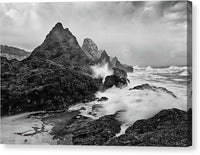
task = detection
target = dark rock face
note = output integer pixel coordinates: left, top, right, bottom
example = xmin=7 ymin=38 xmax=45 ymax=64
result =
xmin=1 ymin=23 xmax=103 ymax=116
xmin=97 ymin=97 xmax=108 ymax=102
xmin=1 ymin=57 xmax=19 ymax=76
xmin=103 ymin=75 xmax=128 ymax=90
xmin=96 ymin=50 xmax=111 ymax=66
xmin=81 ymin=38 xmax=133 ymax=73
xmin=113 ymin=67 xmax=127 ymax=79
xmin=25 ymin=22 xmax=93 ymax=75
xmin=72 ymin=114 xmax=121 ymax=145
xmin=106 ymin=108 xmax=192 ymax=147
xmin=1 ymin=58 xmax=99 ymax=116
xmin=111 ymin=57 xmax=133 ymax=73
xmin=41 ymin=110 xmax=91 ymax=145
xmin=82 ymin=38 xmax=102 ymax=60
xmin=96 ymin=51 xmax=133 ymax=73
xmin=130 ymin=84 xmax=177 ymax=98
xmin=0 ymin=45 xmax=30 ymax=61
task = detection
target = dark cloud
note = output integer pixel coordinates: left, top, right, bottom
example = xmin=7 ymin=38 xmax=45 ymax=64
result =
xmin=0 ymin=1 xmax=191 ymax=66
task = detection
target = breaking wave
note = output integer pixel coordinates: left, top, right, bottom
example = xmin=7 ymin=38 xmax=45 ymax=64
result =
xmin=91 ymin=63 xmax=113 ymax=81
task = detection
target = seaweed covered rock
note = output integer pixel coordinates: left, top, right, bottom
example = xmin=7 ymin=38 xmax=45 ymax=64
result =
xmin=72 ymin=114 xmax=121 ymax=145
xmin=106 ymin=108 xmax=192 ymax=147
xmin=1 ymin=59 xmax=99 ymax=116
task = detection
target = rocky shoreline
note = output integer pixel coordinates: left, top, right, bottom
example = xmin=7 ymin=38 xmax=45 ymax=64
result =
xmin=1 ymin=22 xmax=192 ymax=146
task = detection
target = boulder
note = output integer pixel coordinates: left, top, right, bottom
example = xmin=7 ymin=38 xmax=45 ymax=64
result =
xmin=103 ymin=75 xmax=128 ymax=90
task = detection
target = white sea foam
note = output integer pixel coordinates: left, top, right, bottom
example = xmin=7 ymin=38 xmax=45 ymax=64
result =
xmin=70 ymin=68 xmax=188 ymax=128
xmin=145 ymin=66 xmax=153 ymax=71
xmin=179 ymin=70 xmax=189 ymax=76
xmin=91 ymin=63 xmax=113 ymax=81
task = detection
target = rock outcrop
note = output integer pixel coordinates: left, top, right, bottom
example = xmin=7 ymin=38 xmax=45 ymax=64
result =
xmin=70 ymin=108 xmax=191 ymax=146
xmin=0 ymin=45 xmax=30 ymax=61
xmin=103 ymin=75 xmax=128 ymax=90
xmin=82 ymin=38 xmax=102 ymax=60
xmin=96 ymin=50 xmax=111 ymax=65
xmin=111 ymin=57 xmax=133 ymax=73
xmin=113 ymin=67 xmax=127 ymax=79
xmin=25 ymin=22 xmax=93 ymax=75
xmin=81 ymin=38 xmax=133 ymax=73
xmin=130 ymin=84 xmax=177 ymax=98
xmin=106 ymin=108 xmax=192 ymax=147
xmin=1 ymin=23 xmax=102 ymax=116
xmin=1 ymin=58 xmax=99 ymax=116
xmin=72 ymin=114 xmax=121 ymax=145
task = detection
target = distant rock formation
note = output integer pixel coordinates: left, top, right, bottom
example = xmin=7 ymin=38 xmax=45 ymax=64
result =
xmin=25 ymin=22 xmax=93 ymax=74
xmin=0 ymin=45 xmax=30 ymax=61
xmin=96 ymin=50 xmax=111 ymax=65
xmin=130 ymin=84 xmax=177 ymax=98
xmin=81 ymin=38 xmax=133 ymax=73
xmin=82 ymin=38 xmax=102 ymax=60
xmin=111 ymin=56 xmax=133 ymax=73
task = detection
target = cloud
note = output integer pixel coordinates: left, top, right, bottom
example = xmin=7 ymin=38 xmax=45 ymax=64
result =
xmin=0 ymin=1 xmax=191 ymax=66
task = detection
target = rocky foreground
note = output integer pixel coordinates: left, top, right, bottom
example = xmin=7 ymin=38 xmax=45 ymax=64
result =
xmin=38 ymin=108 xmax=191 ymax=146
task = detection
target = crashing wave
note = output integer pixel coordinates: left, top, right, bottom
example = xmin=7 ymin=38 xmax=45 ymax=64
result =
xmin=91 ymin=63 xmax=113 ymax=81
xmin=179 ymin=70 xmax=189 ymax=76
xmin=168 ymin=65 xmax=187 ymax=70
xmin=145 ymin=66 xmax=153 ymax=71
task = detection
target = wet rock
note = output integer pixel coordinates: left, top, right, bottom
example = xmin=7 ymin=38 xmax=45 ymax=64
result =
xmin=113 ymin=67 xmax=127 ymax=79
xmin=103 ymin=75 xmax=128 ymax=90
xmin=97 ymin=97 xmax=108 ymax=102
xmin=92 ymin=104 xmax=103 ymax=112
xmin=72 ymin=114 xmax=121 ymax=145
xmin=42 ymin=110 xmax=91 ymax=145
xmin=130 ymin=84 xmax=177 ymax=98
xmin=106 ymin=108 xmax=192 ymax=147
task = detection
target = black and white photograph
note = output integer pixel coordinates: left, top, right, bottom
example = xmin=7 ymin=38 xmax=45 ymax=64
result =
xmin=0 ymin=1 xmax=192 ymax=147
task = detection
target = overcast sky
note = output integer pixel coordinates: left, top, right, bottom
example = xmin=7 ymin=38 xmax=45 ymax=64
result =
xmin=0 ymin=1 xmax=192 ymax=67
